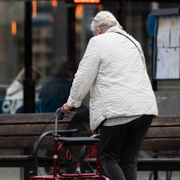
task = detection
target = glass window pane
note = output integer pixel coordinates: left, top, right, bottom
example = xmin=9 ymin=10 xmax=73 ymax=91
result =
xmin=0 ymin=0 xmax=180 ymax=114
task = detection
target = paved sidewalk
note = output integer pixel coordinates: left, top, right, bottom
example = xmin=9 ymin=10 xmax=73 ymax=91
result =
xmin=0 ymin=168 xmax=180 ymax=180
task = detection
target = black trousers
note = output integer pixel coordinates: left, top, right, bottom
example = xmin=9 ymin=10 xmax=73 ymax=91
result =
xmin=99 ymin=115 xmax=153 ymax=180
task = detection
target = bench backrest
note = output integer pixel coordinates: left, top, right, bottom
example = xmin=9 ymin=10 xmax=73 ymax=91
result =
xmin=0 ymin=112 xmax=76 ymax=148
xmin=140 ymin=116 xmax=180 ymax=151
xmin=1 ymin=114 xmax=179 ymax=151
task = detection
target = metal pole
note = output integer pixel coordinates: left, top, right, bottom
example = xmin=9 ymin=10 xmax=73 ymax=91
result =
xmin=67 ymin=6 xmax=76 ymax=62
xmin=117 ymin=0 xmax=126 ymax=30
xmin=23 ymin=1 xmax=35 ymax=113
xmin=23 ymin=3 xmax=35 ymax=179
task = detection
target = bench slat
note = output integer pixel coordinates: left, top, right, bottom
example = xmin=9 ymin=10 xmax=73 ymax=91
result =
xmin=0 ymin=136 xmax=55 ymax=148
xmin=138 ymin=158 xmax=180 ymax=171
xmin=0 ymin=155 xmax=31 ymax=160
xmin=146 ymin=126 xmax=180 ymax=138
xmin=0 ymin=123 xmax=69 ymax=136
xmin=140 ymin=139 xmax=180 ymax=151
xmin=151 ymin=116 xmax=180 ymax=126
xmin=0 ymin=112 xmax=76 ymax=124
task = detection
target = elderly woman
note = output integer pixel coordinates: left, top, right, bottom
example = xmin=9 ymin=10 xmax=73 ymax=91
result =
xmin=62 ymin=11 xmax=158 ymax=180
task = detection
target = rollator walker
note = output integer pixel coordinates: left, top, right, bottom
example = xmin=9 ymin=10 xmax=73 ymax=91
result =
xmin=29 ymin=108 xmax=108 ymax=180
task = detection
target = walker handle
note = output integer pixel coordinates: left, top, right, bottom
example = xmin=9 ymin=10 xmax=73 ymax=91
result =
xmin=55 ymin=108 xmax=64 ymax=135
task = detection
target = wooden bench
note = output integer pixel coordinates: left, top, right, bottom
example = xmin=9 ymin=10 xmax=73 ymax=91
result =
xmin=138 ymin=116 xmax=180 ymax=180
xmin=0 ymin=112 xmax=77 ymax=180
xmin=1 ymin=114 xmax=180 ymax=180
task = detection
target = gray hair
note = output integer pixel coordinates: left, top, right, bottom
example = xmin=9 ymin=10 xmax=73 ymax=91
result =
xmin=90 ymin=11 xmax=121 ymax=33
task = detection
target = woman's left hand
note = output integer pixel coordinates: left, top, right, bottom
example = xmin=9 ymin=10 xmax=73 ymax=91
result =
xmin=61 ymin=103 xmax=72 ymax=114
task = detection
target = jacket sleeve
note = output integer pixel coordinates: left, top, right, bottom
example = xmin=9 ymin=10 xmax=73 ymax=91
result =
xmin=67 ymin=37 xmax=99 ymax=108
xmin=135 ymin=41 xmax=147 ymax=72
xmin=139 ymin=46 xmax=147 ymax=72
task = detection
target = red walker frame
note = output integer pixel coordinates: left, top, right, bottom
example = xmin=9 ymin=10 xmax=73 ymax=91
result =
xmin=29 ymin=109 xmax=108 ymax=180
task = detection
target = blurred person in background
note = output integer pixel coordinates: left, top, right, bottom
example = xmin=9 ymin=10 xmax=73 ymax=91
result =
xmin=5 ymin=67 xmax=41 ymax=100
xmin=2 ymin=67 xmax=41 ymax=114
xmin=39 ymin=61 xmax=76 ymax=112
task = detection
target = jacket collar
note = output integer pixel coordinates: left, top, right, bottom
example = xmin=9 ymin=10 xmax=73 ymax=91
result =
xmin=105 ymin=26 xmax=123 ymax=34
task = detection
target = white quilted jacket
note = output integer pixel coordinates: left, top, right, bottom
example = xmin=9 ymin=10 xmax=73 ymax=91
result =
xmin=67 ymin=26 xmax=158 ymax=131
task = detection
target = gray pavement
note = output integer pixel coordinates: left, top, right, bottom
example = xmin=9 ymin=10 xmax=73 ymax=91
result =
xmin=0 ymin=168 xmax=180 ymax=180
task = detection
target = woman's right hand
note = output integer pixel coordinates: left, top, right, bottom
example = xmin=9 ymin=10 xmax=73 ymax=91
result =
xmin=61 ymin=103 xmax=72 ymax=114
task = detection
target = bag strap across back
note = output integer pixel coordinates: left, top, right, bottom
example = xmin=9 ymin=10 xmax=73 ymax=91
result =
xmin=115 ymin=32 xmax=140 ymax=52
